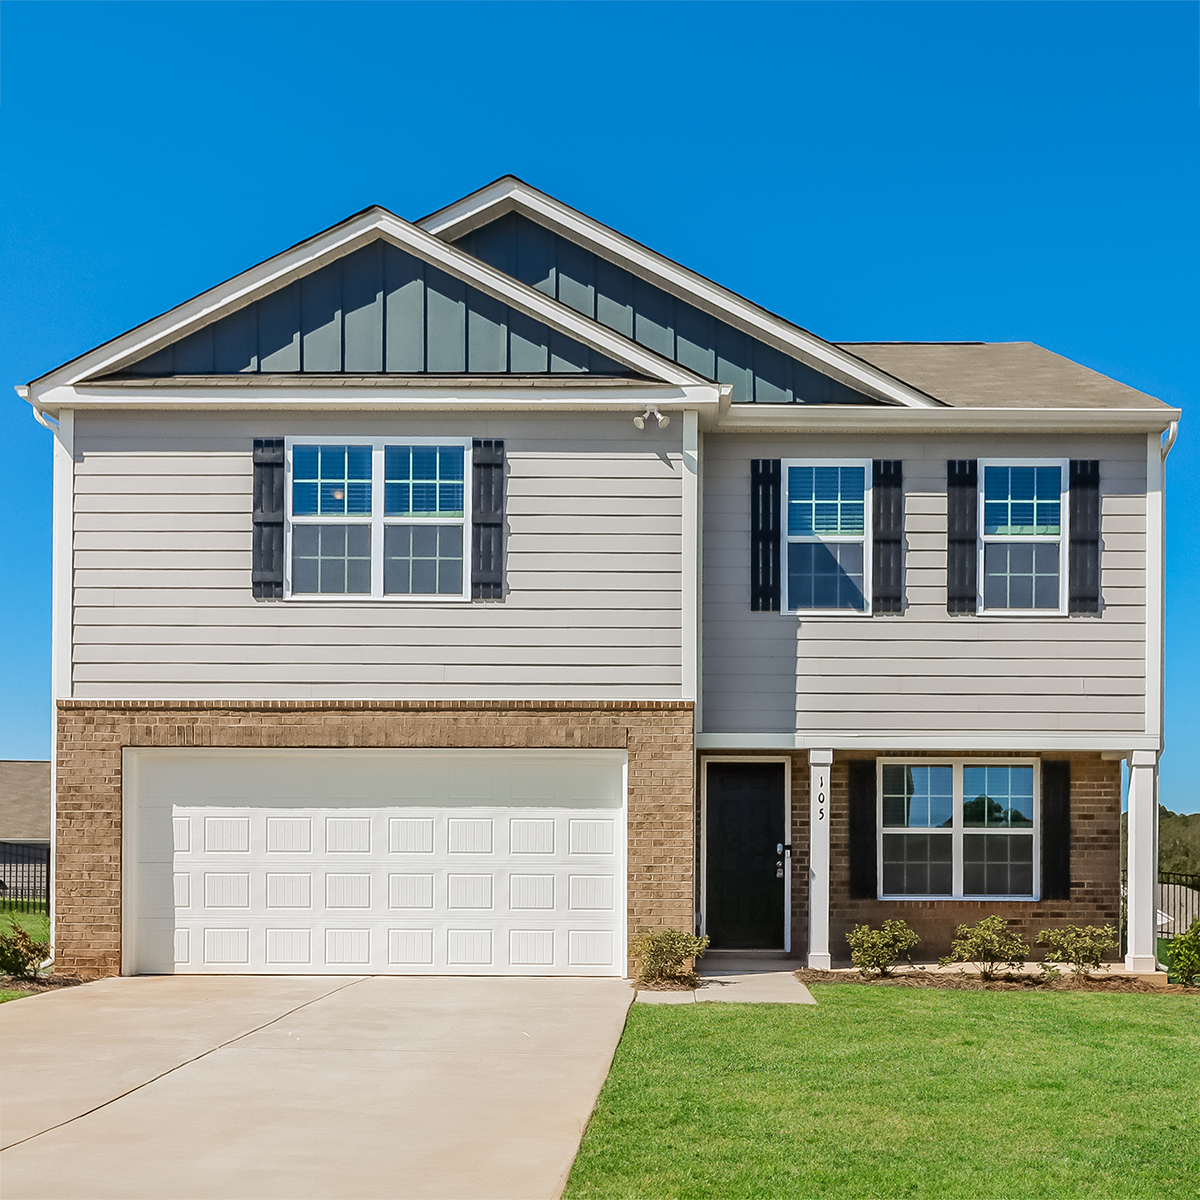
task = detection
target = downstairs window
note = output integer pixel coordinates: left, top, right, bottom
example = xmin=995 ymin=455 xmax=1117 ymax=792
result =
xmin=879 ymin=760 xmax=1038 ymax=899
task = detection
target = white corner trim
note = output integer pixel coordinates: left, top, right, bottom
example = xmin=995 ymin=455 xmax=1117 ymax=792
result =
xmin=28 ymin=209 xmax=710 ymax=399
xmin=51 ymin=409 xmax=74 ymax=702
xmin=1145 ymin=433 xmax=1165 ymax=750
xmin=418 ymin=177 xmax=942 ymax=410
xmin=681 ymin=410 xmax=699 ymax=704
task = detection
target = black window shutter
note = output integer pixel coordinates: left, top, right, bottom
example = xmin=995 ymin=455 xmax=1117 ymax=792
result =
xmin=946 ymin=459 xmax=978 ymax=614
xmin=848 ymin=760 xmax=878 ymax=899
xmin=1069 ymin=460 xmax=1100 ymax=614
xmin=252 ymin=438 xmax=284 ymax=599
xmin=472 ymin=439 xmax=506 ymax=599
xmin=1041 ymin=760 xmax=1071 ymax=900
xmin=872 ymin=460 xmax=903 ymax=614
xmin=750 ymin=459 xmax=781 ymax=611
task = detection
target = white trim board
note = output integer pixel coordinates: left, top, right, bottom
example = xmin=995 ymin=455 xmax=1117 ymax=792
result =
xmin=695 ymin=734 xmax=1160 ymax=753
xmin=418 ymin=176 xmax=942 ymax=410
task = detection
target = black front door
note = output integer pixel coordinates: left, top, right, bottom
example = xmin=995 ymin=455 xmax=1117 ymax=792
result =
xmin=705 ymin=762 xmax=786 ymax=949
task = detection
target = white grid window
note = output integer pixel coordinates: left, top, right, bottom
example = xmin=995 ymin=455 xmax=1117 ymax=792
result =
xmin=286 ymin=437 xmax=472 ymax=600
xmin=979 ymin=459 xmax=1068 ymax=614
xmin=878 ymin=760 xmax=1039 ymax=900
xmin=782 ymin=460 xmax=872 ymax=613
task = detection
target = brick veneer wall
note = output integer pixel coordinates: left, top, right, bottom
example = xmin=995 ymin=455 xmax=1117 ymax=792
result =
xmin=828 ymin=751 xmax=1122 ymax=964
xmin=56 ymin=700 xmax=695 ymax=979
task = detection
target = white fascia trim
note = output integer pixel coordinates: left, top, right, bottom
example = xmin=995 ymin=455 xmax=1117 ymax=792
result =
xmin=696 ymin=733 xmax=1162 ymax=752
xmin=418 ymin=178 xmax=942 ymax=410
xmin=27 ymin=212 xmax=708 ymax=399
xmin=31 ymin=381 xmax=722 ymax=418
xmin=711 ymin=403 xmax=1182 ymax=436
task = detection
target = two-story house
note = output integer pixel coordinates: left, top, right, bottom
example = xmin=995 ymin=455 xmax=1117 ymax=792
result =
xmin=21 ymin=177 xmax=1176 ymax=980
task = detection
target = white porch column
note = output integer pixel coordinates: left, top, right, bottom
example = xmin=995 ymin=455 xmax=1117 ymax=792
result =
xmin=1125 ymin=750 xmax=1159 ymax=972
xmin=808 ymin=749 xmax=833 ymax=969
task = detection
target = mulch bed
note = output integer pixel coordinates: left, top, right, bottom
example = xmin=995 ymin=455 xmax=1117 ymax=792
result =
xmin=0 ymin=974 xmax=86 ymax=995
xmin=631 ymin=977 xmax=701 ymax=991
xmin=793 ymin=967 xmax=1198 ymax=996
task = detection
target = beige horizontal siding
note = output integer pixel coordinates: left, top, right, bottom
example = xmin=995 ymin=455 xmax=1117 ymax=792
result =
xmin=702 ymin=432 xmax=1150 ymax=739
xmin=72 ymin=411 xmax=685 ymax=700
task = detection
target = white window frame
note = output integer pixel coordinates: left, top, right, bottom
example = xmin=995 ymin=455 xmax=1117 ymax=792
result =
xmin=876 ymin=757 xmax=1041 ymax=902
xmin=780 ymin=457 xmax=873 ymax=616
xmin=977 ymin=457 xmax=1069 ymax=617
xmin=284 ymin=436 xmax=473 ymax=602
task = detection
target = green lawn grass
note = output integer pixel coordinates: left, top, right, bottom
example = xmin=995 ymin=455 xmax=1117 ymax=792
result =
xmin=0 ymin=988 xmax=34 ymax=1004
xmin=1 ymin=909 xmax=50 ymax=943
xmin=565 ymin=987 xmax=1199 ymax=1199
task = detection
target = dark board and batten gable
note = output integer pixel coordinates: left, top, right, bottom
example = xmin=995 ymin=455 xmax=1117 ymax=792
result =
xmin=115 ymin=241 xmax=636 ymax=378
xmin=455 ymin=212 xmax=880 ymax=406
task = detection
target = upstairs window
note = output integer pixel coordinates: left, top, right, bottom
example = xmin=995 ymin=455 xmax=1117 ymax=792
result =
xmin=879 ymin=761 xmax=1038 ymax=900
xmin=782 ymin=460 xmax=871 ymax=613
xmin=979 ymin=460 xmax=1068 ymax=614
xmin=286 ymin=438 xmax=471 ymax=599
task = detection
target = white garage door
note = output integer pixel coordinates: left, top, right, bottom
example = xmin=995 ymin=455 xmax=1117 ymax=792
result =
xmin=124 ymin=748 xmax=627 ymax=977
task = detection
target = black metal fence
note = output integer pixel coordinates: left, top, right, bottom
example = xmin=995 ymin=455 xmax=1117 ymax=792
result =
xmin=0 ymin=842 xmax=50 ymax=913
xmin=1158 ymin=871 xmax=1200 ymax=941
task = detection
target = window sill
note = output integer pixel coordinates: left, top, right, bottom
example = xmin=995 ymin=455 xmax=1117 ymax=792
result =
xmin=877 ymin=894 xmax=1040 ymax=903
xmin=282 ymin=594 xmax=473 ymax=603
xmin=787 ymin=608 xmax=873 ymax=618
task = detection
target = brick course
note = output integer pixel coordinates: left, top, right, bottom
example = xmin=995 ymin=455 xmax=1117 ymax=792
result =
xmin=56 ymin=700 xmax=695 ymax=979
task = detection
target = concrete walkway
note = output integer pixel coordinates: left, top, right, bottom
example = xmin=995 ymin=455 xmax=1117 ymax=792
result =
xmin=636 ymin=954 xmax=816 ymax=1005
xmin=0 ymin=974 xmax=633 ymax=1200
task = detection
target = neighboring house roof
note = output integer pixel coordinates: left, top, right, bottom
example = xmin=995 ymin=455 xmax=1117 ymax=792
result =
xmin=839 ymin=342 xmax=1172 ymax=411
xmin=0 ymin=761 xmax=51 ymax=841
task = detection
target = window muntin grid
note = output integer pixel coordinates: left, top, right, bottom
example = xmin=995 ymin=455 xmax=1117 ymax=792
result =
xmin=878 ymin=761 xmax=1038 ymax=899
xmin=978 ymin=459 xmax=1067 ymax=615
xmin=384 ymin=446 xmax=465 ymax=518
xmin=292 ymin=445 xmax=372 ymax=516
xmin=383 ymin=525 xmax=464 ymax=596
xmin=286 ymin=437 xmax=471 ymax=600
xmin=787 ymin=466 xmax=865 ymax=537
xmin=782 ymin=460 xmax=871 ymax=613
xmin=984 ymin=466 xmax=1061 ymax=536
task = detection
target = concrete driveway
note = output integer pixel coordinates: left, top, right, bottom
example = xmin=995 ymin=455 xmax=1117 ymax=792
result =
xmin=0 ymin=974 xmax=633 ymax=1200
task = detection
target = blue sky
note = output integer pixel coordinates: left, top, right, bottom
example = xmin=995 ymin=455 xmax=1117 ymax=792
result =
xmin=1 ymin=2 xmax=1196 ymax=809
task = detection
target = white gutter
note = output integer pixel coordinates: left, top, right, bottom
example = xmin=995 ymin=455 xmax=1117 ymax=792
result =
xmin=1162 ymin=419 xmax=1179 ymax=461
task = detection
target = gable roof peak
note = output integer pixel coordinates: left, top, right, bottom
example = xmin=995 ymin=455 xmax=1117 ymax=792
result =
xmin=421 ymin=177 xmax=942 ymax=409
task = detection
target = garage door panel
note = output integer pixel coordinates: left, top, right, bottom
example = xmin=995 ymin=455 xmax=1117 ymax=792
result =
xmin=132 ymin=750 xmax=626 ymax=976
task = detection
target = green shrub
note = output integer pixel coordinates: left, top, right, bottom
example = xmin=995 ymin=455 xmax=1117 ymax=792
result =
xmin=846 ymin=919 xmax=920 ymax=977
xmin=939 ymin=915 xmax=1030 ymax=980
xmin=1168 ymin=917 xmax=1200 ymax=987
xmin=628 ymin=929 xmax=709 ymax=986
xmin=1037 ymin=924 xmax=1118 ymax=977
xmin=0 ymin=920 xmax=49 ymax=979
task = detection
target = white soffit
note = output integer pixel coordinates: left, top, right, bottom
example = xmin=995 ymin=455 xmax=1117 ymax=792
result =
xmin=26 ymin=207 xmax=711 ymax=400
xmin=418 ymin=176 xmax=943 ymax=411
